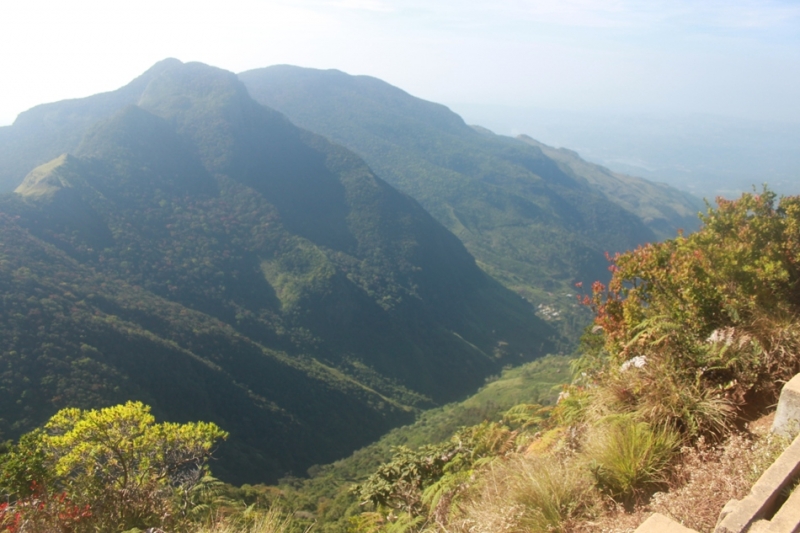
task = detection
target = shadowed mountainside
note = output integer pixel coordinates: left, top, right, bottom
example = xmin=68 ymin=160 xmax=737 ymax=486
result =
xmin=0 ymin=60 xmax=556 ymax=484
xmin=239 ymin=66 xmax=702 ymax=331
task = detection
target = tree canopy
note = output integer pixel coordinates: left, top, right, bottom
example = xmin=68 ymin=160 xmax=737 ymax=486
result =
xmin=0 ymin=401 xmax=227 ymax=532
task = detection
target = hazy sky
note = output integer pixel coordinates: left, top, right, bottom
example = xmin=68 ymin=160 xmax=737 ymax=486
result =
xmin=2 ymin=0 xmax=799 ymax=126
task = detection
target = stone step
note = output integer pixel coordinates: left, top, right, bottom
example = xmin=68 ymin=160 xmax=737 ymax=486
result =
xmin=715 ymin=373 xmax=800 ymax=533
xmin=634 ymin=513 xmax=699 ymax=532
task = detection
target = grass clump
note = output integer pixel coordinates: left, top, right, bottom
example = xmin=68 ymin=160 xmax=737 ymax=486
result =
xmin=449 ymin=455 xmax=596 ymax=533
xmin=510 ymin=456 xmax=597 ymax=532
xmin=587 ymin=417 xmax=680 ymax=504
xmin=192 ymin=507 xmax=297 ymax=533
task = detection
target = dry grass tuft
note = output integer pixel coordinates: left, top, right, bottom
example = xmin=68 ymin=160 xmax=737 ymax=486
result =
xmin=450 ymin=455 xmax=597 ymax=533
xmin=570 ymin=431 xmax=787 ymax=533
xmin=649 ymin=432 xmax=787 ymax=533
xmin=193 ymin=507 xmax=298 ymax=533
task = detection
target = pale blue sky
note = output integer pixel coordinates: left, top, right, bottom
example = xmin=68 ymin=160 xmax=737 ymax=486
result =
xmin=2 ymin=0 xmax=799 ymax=125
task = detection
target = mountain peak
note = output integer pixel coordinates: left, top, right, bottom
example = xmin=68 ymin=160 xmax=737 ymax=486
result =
xmin=137 ymin=61 xmax=251 ymax=120
xmin=240 ymin=65 xmax=473 ymax=137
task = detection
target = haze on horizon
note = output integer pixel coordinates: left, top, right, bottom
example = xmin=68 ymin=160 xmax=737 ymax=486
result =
xmin=3 ymin=0 xmax=799 ymax=199
xmin=2 ymin=0 xmax=799 ymax=126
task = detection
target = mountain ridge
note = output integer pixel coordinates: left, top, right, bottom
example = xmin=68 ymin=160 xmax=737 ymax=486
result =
xmin=0 ymin=58 xmax=183 ymax=192
xmin=239 ymin=65 xmax=702 ymax=331
xmin=514 ymin=133 xmax=704 ymax=239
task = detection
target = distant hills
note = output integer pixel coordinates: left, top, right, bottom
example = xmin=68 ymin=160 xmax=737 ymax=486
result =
xmin=0 ymin=60 xmax=556 ymax=483
xmin=239 ymin=66 xmax=703 ymax=328
xmin=515 ymin=135 xmax=703 ymax=239
xmin=451 ymin=104 xmax=800 ymax=200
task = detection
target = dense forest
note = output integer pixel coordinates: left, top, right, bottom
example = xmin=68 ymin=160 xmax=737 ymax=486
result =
xmin=0 ymin=60 xmax=556 ymax=484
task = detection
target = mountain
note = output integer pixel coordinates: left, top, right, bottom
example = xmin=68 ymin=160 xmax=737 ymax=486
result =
xmin=0 ymin=60 xmax=556 ymax=484
xmin=452 ymin=104 xmax=800 ymax=200
xmin=238 ymin=66 xmax=703 ymax=324
xmin=0 ymin=59 xmax=184 ymax=194
xmin=515 ymin=134 xmax=704 ymax=239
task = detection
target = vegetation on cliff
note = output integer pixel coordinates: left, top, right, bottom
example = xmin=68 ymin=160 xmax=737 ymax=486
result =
xmin=0 ymin=402 xmax=227 ymax=532
xmin=341 ymin=189 xmax=800 ymax=532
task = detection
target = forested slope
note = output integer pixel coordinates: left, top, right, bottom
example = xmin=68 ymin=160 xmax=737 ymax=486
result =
xmin=0 ymin=60 xmax=556 ymax=483
xmin=240 ymin=66 xmax=702 ymax=329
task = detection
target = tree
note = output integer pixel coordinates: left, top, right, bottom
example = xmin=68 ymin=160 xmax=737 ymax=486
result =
xmin=0 ymin=401 xmax=227 ymax=532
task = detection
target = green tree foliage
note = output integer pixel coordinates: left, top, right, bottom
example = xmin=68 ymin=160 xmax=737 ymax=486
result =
xmin=0 ymin=402 xmax=227 ymax=532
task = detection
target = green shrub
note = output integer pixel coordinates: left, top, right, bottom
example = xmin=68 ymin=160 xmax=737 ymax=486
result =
xmin=579 ymin=190 xmax=800 ymax=437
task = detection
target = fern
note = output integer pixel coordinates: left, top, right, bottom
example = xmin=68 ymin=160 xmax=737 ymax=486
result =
xmin=421 ymin=469 xmax=473 ymax=525
xmin=503 ymin=403 xmax=550 ymax=430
